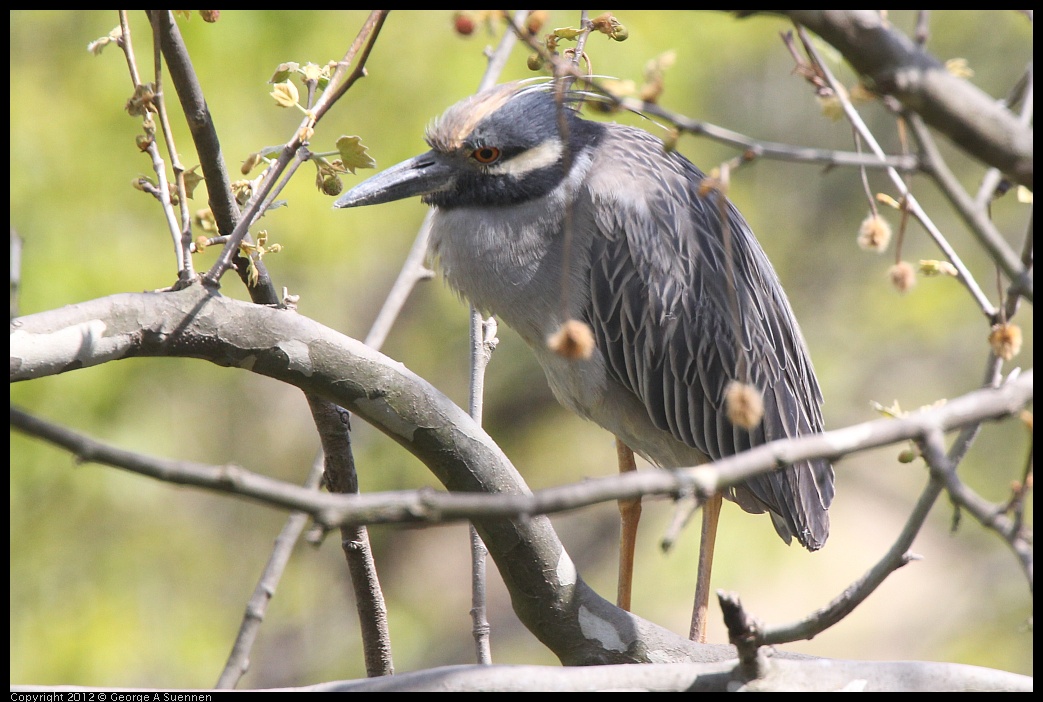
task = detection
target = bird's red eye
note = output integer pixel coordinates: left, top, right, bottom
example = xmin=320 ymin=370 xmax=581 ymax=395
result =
xmin=472 ymin=146 xmax=501 ymax=164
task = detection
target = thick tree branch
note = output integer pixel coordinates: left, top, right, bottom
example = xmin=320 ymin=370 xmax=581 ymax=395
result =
xmin=10 ymin=285 xmax=1033 ymax=670
xmin=8 ymin=284 xmax=715 ymax=666
xmin=10 ymin=288 xmax=1032 ymax=530
xmin=11 ymin=10 xmax=1032 ymax=689
xmin=13 ymin=655 xmax=1031 ymax=692
xmin=306 ymin=395 xmax=393 ymax=677
xmin=758 ymin=10 xmax=1033 ymax=189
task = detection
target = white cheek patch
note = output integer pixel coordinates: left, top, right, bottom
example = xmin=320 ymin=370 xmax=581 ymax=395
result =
xmin=487 ymin=139 xmax=562 ymax=177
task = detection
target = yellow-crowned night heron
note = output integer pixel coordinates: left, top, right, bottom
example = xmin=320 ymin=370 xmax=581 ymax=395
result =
xmin=335 ymin=81 xmax=834 ymax=641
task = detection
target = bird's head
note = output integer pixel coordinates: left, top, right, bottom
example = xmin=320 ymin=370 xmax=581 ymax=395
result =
xmin=333 ymin=81 xmax=602 ymax=211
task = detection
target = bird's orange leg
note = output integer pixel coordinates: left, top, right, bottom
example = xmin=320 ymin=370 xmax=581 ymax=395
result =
xmin=690 ymin=492 xmax=723 ymax=642
xmin=615 ymin=438 xmax=641 ymax=612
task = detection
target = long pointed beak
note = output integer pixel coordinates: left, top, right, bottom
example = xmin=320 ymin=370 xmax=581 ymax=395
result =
xmin=333 ymin=151 xmax=453 ymax=209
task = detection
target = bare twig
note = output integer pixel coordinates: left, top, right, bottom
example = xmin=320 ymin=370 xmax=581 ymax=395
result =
xmin=463 ymin=10 xmax=528 ymax=665
xmin=502 ymin=15 xmax=919 ymax=173
xmin=768 ymin=11 xmax=1032 ymax=189
xmin=362 ymin=214 xmax=435 ymax=350
xmin=795 ymin=25 xmax=1007 ymax=312
xmin=10 ymin=346 xmax=1031 ymax=530
xmin=202 ymin=11 xmax=388 ymax=287
xmin=974 ymin=62 xmax=1032 ymax=211
xmin=116 ymin=11 xmax=189 ymax=279
xmin=907 ymin=113 xmax=1033 ymax=306
xmin=148 ymin=13 xmax=194 ymax=278
xmin=722 ymin=355 xmax=1028 ymax=648
xmin=215 ymin=453 xmax=326 ymax=688
xmin=467 ymin=309 xmax=498 ymax=665
xmin=146 ymin=10 xmax=278 ymax=304
xmin=758 ymin=476 xmax=938 ymax=645
xmin=307 ymin=395 xmax=393 ymax=677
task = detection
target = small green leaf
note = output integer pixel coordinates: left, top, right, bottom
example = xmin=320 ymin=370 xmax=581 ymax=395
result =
xmin=336 ymin=135 xmax=377 ymax=174
xmin=552 ymin=27 xmax=583 ymax=40
xmin=270 ymin=80 xmax=299 ymax=108
xmin=269 ymin=62 xmax=300 ymax=84
xmin=183 ymin=166 xmax=204 ymax=199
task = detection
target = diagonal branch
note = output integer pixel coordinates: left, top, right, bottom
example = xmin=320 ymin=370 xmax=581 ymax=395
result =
xmin=215 ymin=453 xmax=326 ymax=688
xmin=10 ymin=284 xmax=1032 ymax=667
xmin=9 ymin=285 xmax=710 ymax=666
xmin=146 ymin=10 xmax=277 ymax=303
xmin=761 ymin=10 xmax=1033 ymax=189
xmin=10 ymin=288 xmax=1033 ymax=530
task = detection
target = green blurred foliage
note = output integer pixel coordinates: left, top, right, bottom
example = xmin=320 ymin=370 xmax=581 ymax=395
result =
xmin=10 ymin=10 xmax=1032 ymax=687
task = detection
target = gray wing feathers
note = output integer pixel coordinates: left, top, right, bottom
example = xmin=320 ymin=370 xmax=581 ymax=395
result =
xmin=585 ymin=126 xmax=833 ymax=550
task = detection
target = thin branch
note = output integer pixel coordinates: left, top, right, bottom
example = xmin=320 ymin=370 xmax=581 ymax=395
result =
xmin=10 ymin=316 xmax=1032 ymax=529
xmin=467 ymin=308 xmax=497 ymax=666
xmin=1004 ymin=214 xmax=1033 ymax=333
xmin=795 ymin=25 xmax=1006 ymax=312
xmin=362 ymin=214 xmax=435 ymax=350
xmin=502 ymin=14 xmax=920 ymax=173
xmin=768 ymin=10 xmax=1033 ymax=189
xmin=202 ymin=11 xmax=388 ymax=287
xmin=215 ymin=452 xmax=326 ymax=688
xmin=621 ymin=96 xmax=920 ymax=172
xmin=10 ymin=403 xmax=347 ymax=516
xmin=926 ymin=422 xmax=1034 ymax=591
xmin=149 ymin=13 xmax=194 ymax=278
xmin=145 ymin=10 xmax=278 ymax=304
xmin=467 ymin=11 xmax=528 ymax=664
xmin=974 ymin=61 xmax=1032 ymax=211
xmin=312 ymin=12 xmax=390 ymax=117
xmin=116 ymin=11 xmax=188 ymax=278
xmin=117 ymin=11 xmax=141 ymax=86
xmin=724 ymin=355 xmax=1024 ymax=647
xmin=307 ymin=395 xmax=393 ymax=677
xmin=908 ymin=113 xmax=1033 ymax=305
xmin=759 ymin=473 xmax=940 ymax=645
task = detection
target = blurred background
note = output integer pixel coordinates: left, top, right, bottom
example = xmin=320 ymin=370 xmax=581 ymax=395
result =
xmin=10 ymin=10 xmax=1032 ymax=687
